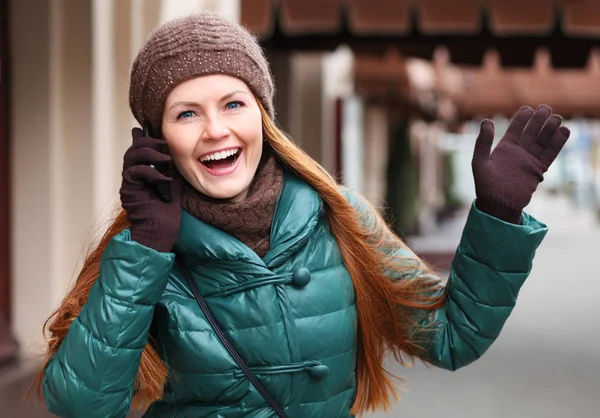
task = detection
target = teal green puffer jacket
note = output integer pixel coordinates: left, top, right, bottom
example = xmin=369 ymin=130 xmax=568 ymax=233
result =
xmin=43 ymin=172 xmax=547 ymax=418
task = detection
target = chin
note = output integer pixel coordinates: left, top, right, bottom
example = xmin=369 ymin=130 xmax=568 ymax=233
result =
xmin=207 ymin=190 xmax=239 ymax=200
xmin=201 ymin=184 xmax=247 ymax=201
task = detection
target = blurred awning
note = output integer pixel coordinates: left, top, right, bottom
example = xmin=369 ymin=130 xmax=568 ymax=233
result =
xmin=353 ymin=49 xmax=409 ymax=98
xmin=353 ymin=50 xmax=443 ymax=119
xmin=351 ymin=46 xmax=600 ymax=119
xmin=242 ymin=0 xmax=600 ymax=68
xmin=452 ymin=49 xmax=600 ymax=119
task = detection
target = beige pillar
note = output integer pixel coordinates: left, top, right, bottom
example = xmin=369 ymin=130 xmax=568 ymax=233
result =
xmin=10 ymin=0 xmax=53 ymax=355
xmin=363 ymin=105 xmax=389 ymax=208
xmin=159 ymin=0 xmax=203 ymax=23
xmin=50 ymin=0 xmax=94 ymax=300
xmin=159 ymin=0 xmax=240 ymax=24
xmin=269 ymin=51 xmax=293 ymax=133
xmin=322 ymin=46 xmax=354 ymax=175
xmin=290 ymin=53 xmax=324 ymax=163
xmin=91 ymin=0 xmax=121 ymax=228
xmin=114 ymin=0 xmax=138 ymax=185
xmin=11 ymin=0 xmax=93 ymax=356
xmin=206 ymin=0 xmax=240 ymax=21
xmin=415 ymin=121 xmax=438 ymax=233
xmin=341 ymin=96 xmax=364 ymax=191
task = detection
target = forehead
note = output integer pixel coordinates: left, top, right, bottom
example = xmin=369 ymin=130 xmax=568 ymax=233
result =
xmin=166 ymin=74 xmax=251 ymax=101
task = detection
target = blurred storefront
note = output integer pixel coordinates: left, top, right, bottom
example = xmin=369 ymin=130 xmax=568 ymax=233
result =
xmin=242 ymin=0 xmax=600 ymax=246
xmin=0 ymin=0 xmax=242 ymax=363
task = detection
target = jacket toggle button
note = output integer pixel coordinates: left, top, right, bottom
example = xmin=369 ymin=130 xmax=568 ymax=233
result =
xmin=308 ymin=364 xmax=329 ymax=380
xmin=292 ymin=268 xmax=311 ymax=287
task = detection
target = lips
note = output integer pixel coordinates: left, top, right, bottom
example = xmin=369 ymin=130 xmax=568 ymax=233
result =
xmin=198 ymin=148 xmax=242 ymax=176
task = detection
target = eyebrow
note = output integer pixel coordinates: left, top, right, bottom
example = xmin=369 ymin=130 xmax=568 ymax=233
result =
xmin=168 ymin=90 xmax=249 ymax=111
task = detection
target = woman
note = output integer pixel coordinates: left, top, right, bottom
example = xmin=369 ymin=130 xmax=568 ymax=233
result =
xmin=34 ymin=12 xmax=569 ymax=418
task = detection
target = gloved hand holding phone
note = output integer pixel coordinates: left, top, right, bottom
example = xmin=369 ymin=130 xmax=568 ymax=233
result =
xmin=119 ymin=126 xmax=183 ymax=252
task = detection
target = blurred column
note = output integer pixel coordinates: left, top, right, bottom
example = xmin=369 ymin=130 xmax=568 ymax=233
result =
xmin=159 ymin=0 xmax=204 ymax=23
xmin=50 ymin=0 xmax=94 ymax=302
xmin=341 ymin=96 xmax=364 ymax=191
xmin=130 ymin=0 xmax=145 ymax=60
xmin=92 ymin=0 xmax=119 ymax=225
xmin=290 ymin=53 xmax=325 ymax=163
xmin=113 ymin=0 xmax=138 ymax=184
xmin=322 ymin=46 xmax=355 ymax=175
xmin=130 ymin=0 xmax=161 ymax=53
xmin=10 ymin=0 xmax=54 ymax=357
xmin=415 ymin=121 xmax=444 ymax=234
xmin=159 ymin=0 xmax=240 ymax=23
xmin=208 ymin=0 xmax=240 ymax=22
xmin=363 ymin=105 xmax=388 ymax=207
xmin=269 ymin=51 xmax=293 ymax=133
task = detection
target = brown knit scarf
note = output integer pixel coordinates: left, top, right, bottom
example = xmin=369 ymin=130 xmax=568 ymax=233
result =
xmin=181 ymin=151 xmax=284 ymax=258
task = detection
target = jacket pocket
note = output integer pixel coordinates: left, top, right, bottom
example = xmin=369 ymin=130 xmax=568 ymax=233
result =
xmin=233 ymin=360 xmax=324 ymax=380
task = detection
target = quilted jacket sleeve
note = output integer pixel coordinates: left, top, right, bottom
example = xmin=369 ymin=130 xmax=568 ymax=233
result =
xmin=43 ymin=229 xmax=175 ymax=418
xmin=342 ymin=188 xmax=547 ymax=371
xmin=419 ymin=202 xmax=547 ymax=370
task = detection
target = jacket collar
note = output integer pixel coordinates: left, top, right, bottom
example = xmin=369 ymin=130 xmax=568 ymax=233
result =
xmin=174 ymin=170 xmax=322 ymax=269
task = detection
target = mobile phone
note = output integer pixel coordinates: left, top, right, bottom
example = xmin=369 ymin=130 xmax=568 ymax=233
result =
xmin=143 ymin=122 xmax=172 ymax=203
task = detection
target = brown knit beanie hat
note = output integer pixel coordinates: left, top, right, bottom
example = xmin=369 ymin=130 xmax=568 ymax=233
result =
xmin=129 ymin=12 xmax=275 ymax=132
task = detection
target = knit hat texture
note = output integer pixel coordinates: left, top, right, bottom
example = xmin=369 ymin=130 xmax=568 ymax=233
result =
xmin=129 ymin=11 xmax=275 ymax=132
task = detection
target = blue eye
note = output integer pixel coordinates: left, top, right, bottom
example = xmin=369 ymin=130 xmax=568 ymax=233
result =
xmin=177 ymin=110 xmax=194 ymax=119
xmin=226 ymin=101 xmax=244 ymax=110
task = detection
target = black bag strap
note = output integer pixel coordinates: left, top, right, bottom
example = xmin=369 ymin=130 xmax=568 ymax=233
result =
xmin=178 ymin=261 xmax=289 ymax=418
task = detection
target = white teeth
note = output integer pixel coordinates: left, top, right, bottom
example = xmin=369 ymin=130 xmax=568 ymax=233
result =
xmin=201 ymin=148 xmax=239 ymax=162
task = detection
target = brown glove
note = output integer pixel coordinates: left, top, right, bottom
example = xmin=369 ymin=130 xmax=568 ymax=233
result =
xmin=472 ymin=105 xmax=570 ymax=224
xmin=119 ymin=128 xmax=184 ymax=252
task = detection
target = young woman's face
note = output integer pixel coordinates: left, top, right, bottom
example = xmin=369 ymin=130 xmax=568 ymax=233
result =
xmin=162 ymin=74 xmax=263 ymax=202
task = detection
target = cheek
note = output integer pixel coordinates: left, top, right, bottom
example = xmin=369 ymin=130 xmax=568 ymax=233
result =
xmin=239 ymin=114 xmax=263 ymax=152
xmin=163 ymin=134 xmax=195 ymax=173
xmin=164 ymin=142 xmax=184 ymax=165
xmin=167 ymin=142 xmax=189 ymax=159
xmin=245 ymin=130 xmax=263 ymax=165
xmin=163 ymin=126 xmax=188 ymax=154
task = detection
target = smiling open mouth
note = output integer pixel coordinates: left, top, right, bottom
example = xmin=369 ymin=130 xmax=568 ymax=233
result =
xmin=200 ymin=148 xmax=241 ymax=171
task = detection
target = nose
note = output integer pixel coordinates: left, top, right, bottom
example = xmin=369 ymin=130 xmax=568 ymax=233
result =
xmin=202 ymin=112 xmax=230 ymax=141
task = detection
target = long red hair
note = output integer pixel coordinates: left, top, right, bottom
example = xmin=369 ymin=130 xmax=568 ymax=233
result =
xmin=30 ymin=102 xmax=445 ymax=415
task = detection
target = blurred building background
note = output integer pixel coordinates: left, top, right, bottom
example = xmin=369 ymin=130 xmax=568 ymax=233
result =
xmin=1 ymin=0 xmax=600 ymax=416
